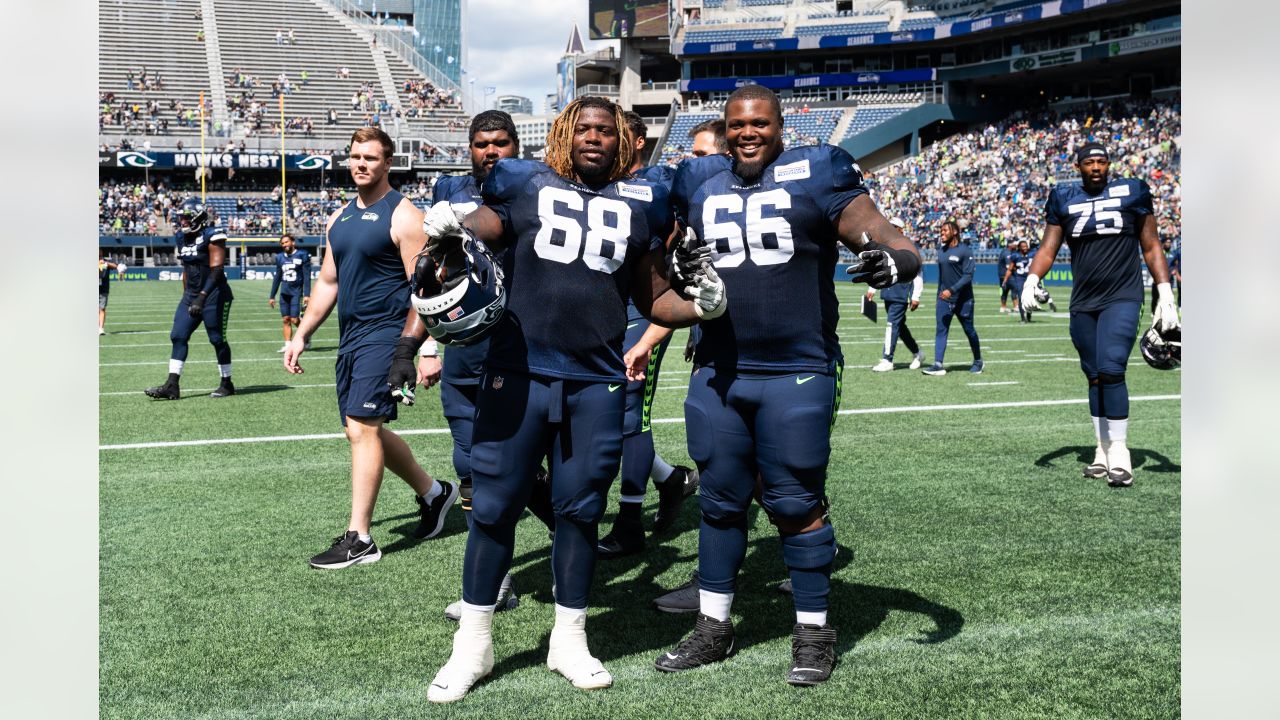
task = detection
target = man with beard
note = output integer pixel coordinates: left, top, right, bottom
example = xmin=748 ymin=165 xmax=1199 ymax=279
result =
xmin=653 ymin=84 xmax=920 ymax=686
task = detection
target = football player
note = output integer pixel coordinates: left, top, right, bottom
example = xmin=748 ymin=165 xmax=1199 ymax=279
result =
xmin=1003 ymin=239 xmax=1033 ymax=323
xmin=283 ymin=127 xmax=458 ymax=569
xmin=422 ymin=96 xmax=717 ymax=702
xmin=654 ymin=84 xmax=920 ymax=686
xmin=596 ymin=112 xmax=699 ymax=559
xmin=997 ymin=238 xmax=1015 ymax=314
xmin=267 ymin=233 xmax=311 ymax=353
xmin=922 ymin=219 xmax=983 ymax=375
xmin=99 ymin=255 xmax=126 ymax=335
xmin=867 ymin=217 xmax=924 ymax=372
xmin=688 ymin=118 xmax=729 ymax=158
xmin=1026 ymin=240 xmax=1058 ymax=312
xmin=1021 ymin=142 xmax=1178 ymax=487
xmin=429 ymin=110 xmax=556 ymax=620
xmin=144 ymin=199 xmax=236 ymax=399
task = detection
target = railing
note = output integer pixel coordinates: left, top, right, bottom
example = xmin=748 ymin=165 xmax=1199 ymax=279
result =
xmin=319 ymin=0 xmax=461 ymax=98
xmin=639 ymin=81 xmax=681 ymax=92
xmin=576 ymin=84 xmax=620 ymax=98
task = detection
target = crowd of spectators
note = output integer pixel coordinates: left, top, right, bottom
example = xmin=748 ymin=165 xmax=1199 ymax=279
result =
xmin=866 ymin=96 xmax=1181 ymax=254
xmin=100 ymin=91 xmax=207 ymax=135
xmin=99 ymin=181 xmax=179 ymax=236
xmin=400 ymin=78 xmax=459 ymax=119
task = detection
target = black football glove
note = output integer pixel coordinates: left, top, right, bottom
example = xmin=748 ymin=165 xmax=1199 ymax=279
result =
xmin=668 ymin=227 xmax=712 ymax=295
xmin=845 ymin=234 xmax=918 ymax=289
xmin=388 ymin=336 xmax=420 ymax=406
xmin=187 ymin=293 xmax=206 ymax=317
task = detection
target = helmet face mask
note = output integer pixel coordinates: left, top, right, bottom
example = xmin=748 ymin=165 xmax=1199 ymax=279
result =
xmin=410 ymin=236 xmax=506 ymax=346
xmin=1140 ymin=325 xmax=1181 ymax=370
xmin=178 ymin=199 xmax=210 ymax=235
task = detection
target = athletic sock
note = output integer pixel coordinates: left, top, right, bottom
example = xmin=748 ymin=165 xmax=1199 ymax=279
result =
xmin=796 ymin=610 xmax=828 ymax=627
xmin=218 ymin=363 xmax=233 ymax=379
xmin=168 ymin=360 xmax=184 ymax=377
xmin=1102 ymin=418 xmax=1130 ymax=470
xmin=554 ymin=604 xmax=587 ymax=622
xmin=699 ymin=590 xmax=734 ymax=622
xmin=357 ymin=533 xmax=372 ymax=544
xmin=650 ymin=455 xmax=675 ymax=484
xmin=616 ymin=501 xmax=642 ymax=522
xmin=422 ymin=480 xmax=443 ymax=503
xmin=460 ymin=600 xmax=497 ymax=616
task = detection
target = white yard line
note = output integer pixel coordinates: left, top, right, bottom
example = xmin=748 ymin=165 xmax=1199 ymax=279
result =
xmin=100 ymin=382 xmax=336 ymax=397
xmin=967 ymin=381 xmax=1021 ymax=386
xmin=100 ymin=395 xmax=1181 ymax=451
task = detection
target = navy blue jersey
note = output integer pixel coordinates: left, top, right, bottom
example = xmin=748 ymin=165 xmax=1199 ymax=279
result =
xmin=99 ymin=264 xmax=113 ymax=295
xmin=434 ymin=173 xmax=489 ymax=384
xmin=672 ymin=145 xmax=867 ymax=374
xmin=176 ymin=225 xmax=229 ymax=296
xmin=997 ymin=247 xmax=1012 ymax=280
xmin=270 ymin=249 xmax=312 ymax=298
xmin=1009 ymin=251 xmax=1030 ymax=277
xmin=481 ymin=159 xmax=672 ymax=381
xmin=328 ymin=189 xmax=410 ymax=352
xmin=632 ymin=164 xmax=676 ymax=190
xmin=1045 ymin=178 xmax=1152 ymax=311
xmin=937 ymin=242 xmax=976 ymax=299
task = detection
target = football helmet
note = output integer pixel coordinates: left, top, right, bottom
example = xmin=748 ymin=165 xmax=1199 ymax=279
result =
xmin=1139 ymin=325 xmax=1180 ymax=370
xmin=410 ymin=233 xmax=506 ymax=346
xmin=177 ymin=198 xmax=211 ymax=236
xmin=1033 ymin=285 xmax=1050 ymax=304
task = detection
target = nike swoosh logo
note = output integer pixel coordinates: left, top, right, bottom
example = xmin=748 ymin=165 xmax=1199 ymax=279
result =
xmin=796 ymin=376 xmax=815 ymax=385
xmin=627 ymin=323 xmax=638 ymax=330
xmin=347 ymin=547 xmax=370 ymax=559
xmin=608 ymin=384 xmax=622 ymax=392
xmin=665 ymin=652 xmax=680 ymax=660
xmin=431 ymin=683 xmax=448 ymax=690
xmin=340 ymin=215 xmax=353 ymax=222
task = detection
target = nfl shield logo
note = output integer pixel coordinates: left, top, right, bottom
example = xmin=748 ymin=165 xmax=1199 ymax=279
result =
xmin=492 ymin=375 xmax=504 ymax=390
xmin=447 ymin=306 xmax=464 ymax=321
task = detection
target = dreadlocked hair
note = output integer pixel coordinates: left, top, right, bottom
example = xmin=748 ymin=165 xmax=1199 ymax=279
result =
xmin=544 ymin=96 xmax=634 ymax=183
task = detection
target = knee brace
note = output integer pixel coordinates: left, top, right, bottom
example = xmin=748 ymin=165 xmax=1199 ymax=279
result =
xmin=458 ymin=475 xmax=473 ymax=512
xmin=1097 ymin=371 xmax=1125 ymax=386
xmin=699 ymin=495 xmax=750 ymax=528
xmin=780 ymin=522 xmax=836 ymax=571
xmin=769 ymin=500 xmax=829 ymax=534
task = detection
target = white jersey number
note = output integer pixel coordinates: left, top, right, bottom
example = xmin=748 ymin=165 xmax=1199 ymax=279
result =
xmin=1067 ymin=198 xmax=1123 ymax=237
xmin=534 ymin=187 xmax=631 ymax=274
xmin=701 ymin=189 xmax=795 ymax=268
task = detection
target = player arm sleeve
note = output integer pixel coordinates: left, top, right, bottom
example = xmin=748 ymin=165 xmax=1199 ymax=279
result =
xmin=199 ymin=232 xmax=228 ymax=294
xmin=269 ymin=257 xmax=281 ymax=298
xmin=911 ymin=274 xmax=923 ymax=301
xmin=817 ymin=145 xmax=869 ymax=223
xmin=302 ymin=253 xmax=312 ymax=296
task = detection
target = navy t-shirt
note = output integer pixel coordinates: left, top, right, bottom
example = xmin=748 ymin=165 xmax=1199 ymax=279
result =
xmin=328 ymin=189 xmax=409 ymax=352
xmin=671 ymin=145 xmax=866 ymax=374
xmin=481 ymin=159 xmax=672 ymax=381
xmin=1045 ymin=177 xmax=1152 ymax=311
xmin=433 ymin=174 xmax=489 ymax=385
xmin=936 ymin=242 xmax=976 ymax=300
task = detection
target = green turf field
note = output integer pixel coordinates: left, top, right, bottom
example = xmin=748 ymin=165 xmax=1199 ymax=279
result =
xmin=99 ymin=279 xmax=1180 ymax=719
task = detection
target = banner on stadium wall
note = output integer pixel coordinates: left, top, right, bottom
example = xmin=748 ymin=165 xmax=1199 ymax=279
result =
xmin=116 ymin=267 xmax=323 ymax=282
xmin=1010 ymin=48 xmax=1082 ymax=72
xmin=682 ymin=68 xmax=936 ymax=93
xmin=1108 ymin=29 xmax=1180 ymax=57
xmin=105 ymin=151 xmax=338 ymax=171
xmin=833 ymin=263 xmax=1075 ymax=287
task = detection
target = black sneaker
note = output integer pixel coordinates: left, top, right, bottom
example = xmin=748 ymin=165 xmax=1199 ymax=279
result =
xmin=209 ymin=379 xmax=235 ymax=398
xmin=309 ymin=530 xmax=381 ymax=570
xmin=655 ymin=613 xmax=736 ymax=672
xmin=653 ymin=570 xmax=699 ymax=614
xmin=788 ymin=623 xmax=837 ymax=686
xmin=144 ymin=381 xmax=180 ymax=400
xmin=414 ymin=480 xmax=460 ymax=539
xmin=598 ymin=515 xmax=645 ymax=559
xmin=654 ymin=465 xmax=699 ymax=533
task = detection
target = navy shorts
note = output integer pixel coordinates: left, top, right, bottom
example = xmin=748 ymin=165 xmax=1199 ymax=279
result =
xmin=277 ymin=292 xmax=301 ymax=318
xmin=468 ymin=370 xmax=624 ymax=527
xmin=334 ymin=342 xmax=398 ymax=426
xmin=685 ymin=362 xmax=843 ymax=523
xmin=623 ymin=317 xmax=672 ymax=436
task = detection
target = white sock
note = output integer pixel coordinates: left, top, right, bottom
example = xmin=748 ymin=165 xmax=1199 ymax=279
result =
xmin=1102 ymin=419 xmax=1130 ymax=471
xmin=554 ymin=604 xmax=587 ymax=623
xmin=218 ymin=364 xmax=233 ymax=378
xmin=650 ymin=455 xmax=675 ymax=484
xmin=1105 ymin=418 xmax=1128 ymax=444
xmin=460 ymin=600 xmax=497 ymax=616
xmin=796 ymin=610 xmax=828 ymax=627
xmin=168 ymin=359 xmax=185 ymax=376
xmin=1091 ymin=416 xmax=1103 ymax=442
xmin=699 ymin=590 xmax=734 ymax=622
xmin=357 ymin=533 xmax=372 ymax=543
xmin=422 ymin=480 xmax=443 ymax=503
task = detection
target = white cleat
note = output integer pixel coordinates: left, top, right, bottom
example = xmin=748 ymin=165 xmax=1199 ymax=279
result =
xmin=871 ymin=359 xmax=894 ymax=372
xmin=908 ymin=352 xmax=923 ymax=370
xmin=546 ymin=611 xmax=612 ymax=690
xmin=428 ymin=614 xmax=495 ymax=703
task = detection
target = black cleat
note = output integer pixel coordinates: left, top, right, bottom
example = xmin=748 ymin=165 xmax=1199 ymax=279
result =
xmin=655 ymin=613 xmax=736 ymax=672
xmin=1082 ymin=463 xmax=1108 ymax=479
xmin=1107 ymin=468 xmax=1134 ymax=488
xmin=414 ymin=480 xmax=460 ymax=539
xmin=209 ymin=380 xmax=235 ymax=398
xmin=144 ymin=381 xmax=181 ymax=400
xmin=787 ymin=623 xmax=837 ymax=686
xmin=598 ymin=516 xmax=645 ymax=559
xmin=309 ymin=530 xmax=381 ymax=569
xmin=652 ymin=570 xmax=700 ymax=614
xmin=654 ymin=465 xmax=699 ymax=533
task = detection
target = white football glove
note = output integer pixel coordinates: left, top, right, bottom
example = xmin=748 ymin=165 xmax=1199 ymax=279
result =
xmin=689 ymin=261 xmax=727 ymax=319
xmin=1152 ymin=282 xmax=1179 ymax=333
xmin=423 ymin=201 xmax=464 ymax=254
xmin=1021 ymin=273 xmax=1041 ymax=312
xmin=669 ymin=227 xmax=712 ymax=293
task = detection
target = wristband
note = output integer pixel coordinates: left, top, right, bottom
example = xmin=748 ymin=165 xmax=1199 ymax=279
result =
xmin=418 ymin=338 xmax=439 ymax=357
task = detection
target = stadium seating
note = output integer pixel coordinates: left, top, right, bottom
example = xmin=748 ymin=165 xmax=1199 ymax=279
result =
xmin=684 ymin=27 xmax=785 ymax=43
xmin=840 ymin=105 xmax=913 ymax=142
xmin=794 ymin=21 xmax=888 ymax=36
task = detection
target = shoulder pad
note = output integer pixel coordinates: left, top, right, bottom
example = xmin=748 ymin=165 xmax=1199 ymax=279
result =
xmin=206 ymin=227 xmax=228 ymax=242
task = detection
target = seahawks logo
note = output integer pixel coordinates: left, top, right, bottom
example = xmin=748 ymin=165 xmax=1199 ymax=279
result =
xmin=118 ymin=151 xmax=156 ymax=168
xmin=295 ymin=154 xmax=331 ymax=170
